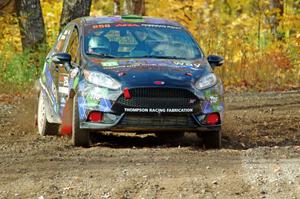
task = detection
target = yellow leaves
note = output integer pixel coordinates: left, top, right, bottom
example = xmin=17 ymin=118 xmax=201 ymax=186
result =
xmin=40 ymin=0 xmax=62 ymax=45
xmin=0 ymin=0 xmax=299 ymax=90
xmin=91 ymin=0 xmax=113 ymax=16
xmin=0 ymin=14 xmax=21 ymax=53
xmin=147 ymin=0 xmax=205 ymax=25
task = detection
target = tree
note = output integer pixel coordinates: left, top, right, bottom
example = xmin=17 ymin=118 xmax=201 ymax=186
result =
xmin=0 ymin=0 xmax=12 ymax=14
xmin=269 ymin=0 xmax=284 ymax=40
xmin=60 ymin=0 xmax=92 ymax=31
xmin=113 ymin=0 xmax=121 ymax=15
xmin=16 ymin=0 xmax=46 ymax=50
xmin=123 ymin=0 xmax=145 ymax=15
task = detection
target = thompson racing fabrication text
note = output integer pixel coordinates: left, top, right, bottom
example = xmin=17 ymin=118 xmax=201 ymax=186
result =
xmin=124 ymin=108 xmax=193 ymax=113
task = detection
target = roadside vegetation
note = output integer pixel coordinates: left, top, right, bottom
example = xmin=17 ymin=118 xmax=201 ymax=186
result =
xmin=0 ymin=0 xmax=299 ymax=91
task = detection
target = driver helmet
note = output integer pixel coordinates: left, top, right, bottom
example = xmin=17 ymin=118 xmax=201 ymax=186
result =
xmin=88 ymin=36 xmax=111 ymax=54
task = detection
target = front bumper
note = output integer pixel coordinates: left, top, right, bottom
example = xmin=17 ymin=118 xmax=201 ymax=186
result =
xmin=80 ymin=113 xmax=221 ymax=132
xmin=77 ymin=80 xmax=224 ymax=132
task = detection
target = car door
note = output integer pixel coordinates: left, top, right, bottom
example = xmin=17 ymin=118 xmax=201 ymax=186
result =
xmin=42 ymin=24 xmax=74 ymax=116
xmin=58 ymin=26 xmax=81 ymax=116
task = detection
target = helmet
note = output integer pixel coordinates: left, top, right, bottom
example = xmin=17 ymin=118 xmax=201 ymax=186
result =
xmin=88 ymin=36 xmax=111 ymax=54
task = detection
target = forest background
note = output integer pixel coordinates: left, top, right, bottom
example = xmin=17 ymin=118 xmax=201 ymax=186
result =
xmin=0 ymin=0 xmax=299 ymax=91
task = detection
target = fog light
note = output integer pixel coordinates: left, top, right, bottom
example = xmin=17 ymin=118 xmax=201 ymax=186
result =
xmin=88 ymin=111 xmax=103 ymax=122
xmin=206 ymin=113 xmax=220 ymax=125
xmin=123 ymin=87 xmax=132 ymax=100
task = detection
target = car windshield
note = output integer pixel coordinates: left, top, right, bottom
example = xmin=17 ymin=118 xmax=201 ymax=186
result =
xmin=84 ymin=23 xmax=203 ymax=59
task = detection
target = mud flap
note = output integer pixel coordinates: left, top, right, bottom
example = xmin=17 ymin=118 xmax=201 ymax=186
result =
xmin=60 ymin=90 xmax=75 ymax=136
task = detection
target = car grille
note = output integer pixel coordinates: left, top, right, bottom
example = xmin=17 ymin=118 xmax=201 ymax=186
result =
xmin=116 ymin=88 xmax=199 ymax=109
xmin=117 ymin=114 xmax=198 ymax=128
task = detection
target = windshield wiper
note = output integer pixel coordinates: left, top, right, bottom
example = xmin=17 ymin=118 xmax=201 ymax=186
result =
xmin=136 ymin=55 xmax=187 ymax=60
xmin=86 ymin=52 xmax=115 ymax=58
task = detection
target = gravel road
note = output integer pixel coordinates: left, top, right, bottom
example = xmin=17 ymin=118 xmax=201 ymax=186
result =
xmin=0 ymin=90 xmax=299 ymax=198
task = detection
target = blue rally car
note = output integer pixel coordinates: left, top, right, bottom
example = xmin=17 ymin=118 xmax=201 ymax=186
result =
xmin=36 ymin=15 xmax=224 ymax=148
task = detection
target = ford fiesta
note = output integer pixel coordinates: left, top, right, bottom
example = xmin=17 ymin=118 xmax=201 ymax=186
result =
xmin=36 ymin=15 xmax=225 ymax=148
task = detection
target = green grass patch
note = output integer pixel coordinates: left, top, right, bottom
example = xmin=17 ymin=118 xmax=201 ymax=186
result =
xmin=0 ymin=43 xmax=48 ymax=88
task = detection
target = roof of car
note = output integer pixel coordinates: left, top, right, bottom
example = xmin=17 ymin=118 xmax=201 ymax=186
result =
xmin=80 ymin=15 xmax=182 ymax=27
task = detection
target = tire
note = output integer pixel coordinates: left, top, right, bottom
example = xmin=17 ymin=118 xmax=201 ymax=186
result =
xmin=155 ymin=132 xmax=184 ymax=140
xmin=37 ymin=91 xmax=59 ymax=136
xmin=72 ymin=95 xmax=91 ymax=147
xmin=201 ymin=131 xmax=222 ymax=149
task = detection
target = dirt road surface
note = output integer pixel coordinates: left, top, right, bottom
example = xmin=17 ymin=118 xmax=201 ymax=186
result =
xmin=0 ymin=90 xmax=300 ymax=199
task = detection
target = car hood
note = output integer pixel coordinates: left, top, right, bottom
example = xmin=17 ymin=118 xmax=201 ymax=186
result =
xmin=86 ymin=58 xmax=212 ymax=88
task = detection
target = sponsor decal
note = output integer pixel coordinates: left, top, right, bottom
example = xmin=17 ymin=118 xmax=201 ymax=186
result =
xmin=92 ymin=24 xmax=111 ymax=29
xmin=173 ymin=61 xmax=203 ymax=68
xmin=141 ymin=24 xmax=181 ymax=29
xmin=102 ymin=61 xmax=119 ymax=67
xmin=124 ymin=108 xmax=193 ymax=113
xmin=86 ymin=95 xmax=99 ymax=107
xmin=192 ymin=63 xmax=203 ymax=68
xmin=209 ymin=96 xmax=218 ymax=104
xmin=92 ymin=23 xmax=144 ymax=30
xmin=58 ymin=86 xmax=69 ymax=95
xmin=63 ymin=76 xmax=69 ymax=87
xmin=202 ymin=96 xmax=223 ymax=114
xmin=115 ymin=23 xmax=140 ymax=27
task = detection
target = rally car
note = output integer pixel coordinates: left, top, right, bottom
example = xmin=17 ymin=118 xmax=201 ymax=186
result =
xmin=36 ymin=15 xmax=224 ymax=148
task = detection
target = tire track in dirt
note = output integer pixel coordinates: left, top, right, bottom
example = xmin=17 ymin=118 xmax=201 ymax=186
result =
xmin=241 ymin=147 xmax=300 ymax=199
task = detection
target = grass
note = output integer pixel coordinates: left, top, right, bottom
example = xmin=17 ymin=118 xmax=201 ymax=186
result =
xmin=0 ymin=43 xmax=48 ymax=90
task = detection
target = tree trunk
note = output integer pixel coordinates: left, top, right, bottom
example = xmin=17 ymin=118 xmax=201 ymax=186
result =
xmin=113 ymin=0 xmax=121 ymax=15
xmin=16 ymin=0 xmax=46 ymax=50
xmin=123 ymin=0 xmax=145 ymax=15
xmin=0 ymin=0 xmax=11 ymax=9
xmin=60 ymin=0 xmax=92 ymax=31
xmin=269 ymin=0 xmax=284 ymax=40
xmin=0 ymin=0 xmax=15 ymax=14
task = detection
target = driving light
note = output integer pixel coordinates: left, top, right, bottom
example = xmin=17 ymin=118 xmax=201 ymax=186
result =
xmin=88 ymin=111 xmax=103 ymax=122
xmin=84 ymin=70 xmax=121 ymax=90
xmin=195 ymin=73 xmax=217 ymax=90
xmin=206 ymin=113 xmax=220 ymax=125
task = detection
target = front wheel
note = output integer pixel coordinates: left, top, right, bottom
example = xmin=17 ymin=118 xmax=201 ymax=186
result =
xmin=37 ymin=91 xmax=59 ymax=136
xmin=72 ymin=95 xmax=91 ymax=147
xmin=198 ymin=131 xmax=222 ymax=149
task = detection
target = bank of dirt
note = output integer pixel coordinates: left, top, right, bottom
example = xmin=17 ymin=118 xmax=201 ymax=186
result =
xmin=0 ymin=90 xmax=299 ymax=198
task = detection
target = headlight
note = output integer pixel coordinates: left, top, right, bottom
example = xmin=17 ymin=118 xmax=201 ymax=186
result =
xmin=195 ymin=73 xmax=217 ymax=90
xmin=84 ymin=70 xmax=121 ymax=90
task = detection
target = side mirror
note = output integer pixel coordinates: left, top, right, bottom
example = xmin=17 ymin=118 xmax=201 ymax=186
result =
xmin=207 ymin=55 xmax=224 ymax=68
xmin=52 ymin=53 xmax=72 ymax=71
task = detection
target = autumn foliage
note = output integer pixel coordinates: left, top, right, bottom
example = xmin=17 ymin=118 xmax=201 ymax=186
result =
xmin=0 ymin=0 xmax=300 ymax=91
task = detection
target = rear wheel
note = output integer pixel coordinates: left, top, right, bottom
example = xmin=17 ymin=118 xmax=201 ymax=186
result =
xmin=37 ymin=91 xmax=59 ymax=136
xmin=199 ymin=131 xmax=222 ymax=149
xmin=72 ymin=95 xmax=91 ymax=147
